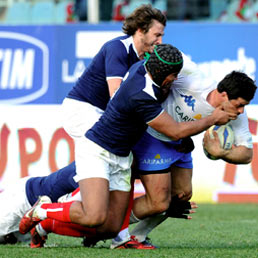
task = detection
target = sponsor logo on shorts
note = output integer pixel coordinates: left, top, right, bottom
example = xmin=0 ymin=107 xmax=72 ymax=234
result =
xmin=142 ymin=154 xmax=172 ymax=165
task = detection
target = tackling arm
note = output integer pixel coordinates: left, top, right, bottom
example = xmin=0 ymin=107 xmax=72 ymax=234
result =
xmin=148 ymin=106 xmax=235 ymax=141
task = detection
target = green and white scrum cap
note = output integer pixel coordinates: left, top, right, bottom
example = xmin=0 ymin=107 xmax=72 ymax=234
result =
xmin=145 ymin=44 xmax=183 ymax=86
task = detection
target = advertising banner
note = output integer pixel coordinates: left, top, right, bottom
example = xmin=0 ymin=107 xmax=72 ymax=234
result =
xmin=0 ymin=23 xmax=257 ymax=202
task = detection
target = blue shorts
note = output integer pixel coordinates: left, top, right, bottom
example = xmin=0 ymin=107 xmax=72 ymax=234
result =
xmin=132 ymin=132 xmax=193 ymax=174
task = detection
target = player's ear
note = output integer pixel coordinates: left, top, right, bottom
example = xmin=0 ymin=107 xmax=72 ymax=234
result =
xmin=221 ymin=91 xmax=229 ymax=101
xmin=136 ymin=28 xmax=145 ymax=36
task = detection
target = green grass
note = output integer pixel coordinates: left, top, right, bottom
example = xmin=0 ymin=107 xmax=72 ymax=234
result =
xmin=0 ymin=204 xmax=258 ymax=258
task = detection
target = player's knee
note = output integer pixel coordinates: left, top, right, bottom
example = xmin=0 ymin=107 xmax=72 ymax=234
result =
xmin=80 ymin=212 xmax=107 ymax=227
xmin=149 ymin=194 xmax=171 ymax=214
xmin=153 ymin=201 xmax=170 ymax=214
xmin=184 ymin=190 xmax=192 ymax=201
xmin=177 ymin=189 xmax=192 ymax=201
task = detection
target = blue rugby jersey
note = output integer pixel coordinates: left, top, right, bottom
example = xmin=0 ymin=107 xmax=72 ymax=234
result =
xmin=25 ymin=162 xmax=78 ymax=205
xmin=67 ymin=35 xmax=139 ymax=110
xmin=86 ymin=61 xmax=164 ymax=157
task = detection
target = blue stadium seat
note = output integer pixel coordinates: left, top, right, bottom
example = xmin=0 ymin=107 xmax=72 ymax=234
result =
xmin=55 ymin=1 xmax=69 ymax=24
xmin=4 ymin=2 xmax=31 ymax=25
xmin=31 ymin=1 xmax=56 ymax=24
xmin=127 ymin=0 xmax=151 ymax=14
xmin=153 ymin=0 xmax=167 ymax=13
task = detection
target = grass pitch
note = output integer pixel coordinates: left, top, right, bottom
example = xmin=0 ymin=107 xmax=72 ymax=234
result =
xmin=0 ymin=203 xmax=258 ymax=258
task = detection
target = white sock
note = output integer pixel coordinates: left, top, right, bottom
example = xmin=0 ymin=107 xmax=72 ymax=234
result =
xmin=58 ymin=191 xmax=82 ymax=203
xmin=130 ymin=213 xmax=168 ymax=242
xmin=129 ymin=211 xmax=141 ymax=224
xmin=36 ymin=206 xmax=47 ymax=220
xmin=36 ymin=224 xmax=47 ymax=237
xmin=112 ymin=228 xmax=130 ymax=244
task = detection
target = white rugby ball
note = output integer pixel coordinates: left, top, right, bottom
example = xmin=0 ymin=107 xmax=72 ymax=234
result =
xmin=203 ymin=124 xmax=234 ymax=160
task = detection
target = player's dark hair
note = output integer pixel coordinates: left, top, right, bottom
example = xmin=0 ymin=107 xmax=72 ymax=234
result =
xmin=145 ymin=44 xmax=183 ymax=86
xmin=217 ymin=71 xmax=257 ymax=101
xmin=122 ymin=4 xmax=166 ymax=35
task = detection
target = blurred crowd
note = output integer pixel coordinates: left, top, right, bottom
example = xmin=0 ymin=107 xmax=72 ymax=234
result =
xmin=73 ymin=0 xmax=258 ymax=22
xmin=0 ymin=0 xmax=258 ymax=24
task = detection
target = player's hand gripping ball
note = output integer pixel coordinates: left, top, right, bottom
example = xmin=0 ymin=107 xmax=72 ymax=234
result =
xmin=203 ymin=124 xmax=234 ymax=160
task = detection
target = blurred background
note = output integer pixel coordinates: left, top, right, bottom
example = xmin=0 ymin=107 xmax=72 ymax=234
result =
xmin=0 ymin=0 xmax=257 ymax=204
xmin=0 ymin=0 xmax=258 ymax=24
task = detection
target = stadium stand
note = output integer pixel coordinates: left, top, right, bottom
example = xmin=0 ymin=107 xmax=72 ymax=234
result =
xmin=1 ymin=0 xmax=72 ymax=24
xmin=112 ymin=0 xmax=167 ymax=21
xmin=31 ymin=1 xmax=56 ymax=24
xmin=4 ymin=1 xmax=31 ymax=24
xmin=1 ymin=0 xmax=258 ymax=24
xmin=55 ymin=0 xmax=69 ymax=23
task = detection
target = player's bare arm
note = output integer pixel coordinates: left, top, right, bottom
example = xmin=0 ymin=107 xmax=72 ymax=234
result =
xmin=203 ymin=130 xmax=253 ymax=164
xmin=107 ymin=78 xmax=123 ymax=97
xmin=148 ymin=106 xmax=235 ymax=141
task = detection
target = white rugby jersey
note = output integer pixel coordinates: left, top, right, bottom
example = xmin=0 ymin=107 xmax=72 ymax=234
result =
xmin=147 ymin=53 xmax=253 ymax=148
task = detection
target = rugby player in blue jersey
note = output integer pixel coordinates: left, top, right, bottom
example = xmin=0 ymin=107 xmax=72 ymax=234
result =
xmin=19 ymin=44 xmax=236 ymax=247
xmin=0 ymin=4 xmax=166 ymax=247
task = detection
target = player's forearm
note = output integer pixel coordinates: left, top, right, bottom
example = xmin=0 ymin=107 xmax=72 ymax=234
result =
xmin=149 ymin=112 xmax=215 ymax=141
xmin=107 ymin=78 xmax=122 ymax=97
xmin=220 ymin=146 xmax=253 ymax=164
xmin=172 ymin=115 xmax=215 ymax=140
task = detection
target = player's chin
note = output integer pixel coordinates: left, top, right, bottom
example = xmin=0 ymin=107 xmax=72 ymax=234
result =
xmin=147 ymin=44 xmax=155 ymax=52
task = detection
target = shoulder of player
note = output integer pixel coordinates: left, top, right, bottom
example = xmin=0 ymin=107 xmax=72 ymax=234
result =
xmin=104 ymin=35 xmax=132 ymax=53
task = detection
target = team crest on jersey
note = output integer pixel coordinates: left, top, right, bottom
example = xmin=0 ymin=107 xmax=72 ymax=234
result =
xmin=180 ymin=94 xmax=196 ymax=111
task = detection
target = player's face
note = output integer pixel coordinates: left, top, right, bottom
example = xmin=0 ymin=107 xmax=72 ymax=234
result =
xmin=141 ymin=20 xmax=164 ymax=55
xmin=229 ymin=97 xmax=249 ymax=115
xmin=161 ymin=73 xmax=178 ymax=89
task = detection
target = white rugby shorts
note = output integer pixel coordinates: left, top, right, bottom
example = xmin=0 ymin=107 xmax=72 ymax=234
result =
xmin=62 ymin=98 xmax=132 ymax=192
xmin=62 ymin=97 xmax=104 ymax=138
xmin=73 ymin=137 xmax=132 ymax=192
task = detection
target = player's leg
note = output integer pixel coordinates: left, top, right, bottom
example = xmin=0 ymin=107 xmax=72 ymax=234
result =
xmin=130 ymin=154 xmax=195 ymax=243
xmin=21 ymin=141 xmax=133 ymax=243
xmin=131 ymin=131 xmax=183 ymax=221
xmin=53 ymin=97 xmax=107 ymax=225
xmin=32 ymin=182 xmax=131 ymax=247
xmin=19 ymin=141 xmax=110 ymax=232
xmin=31 ymin=189 xmax=130 ymax=248
xmin=110 ymin=180 xmax=156 ymax=249
xmin=32 ymin=188 xmax=130 ymax=248
xmin=129 ymin=167 xmax=194 ymax=244
xmin=110 ymin=180 xmax=134 ymax=248
xmin=68 ymin=177 xmax=110 ymax=226
xmin=0 ymin=177 xmax=31 ymax=243
xmin=170 ymin=165 xmax=192 ymax=201
xmin=133 ymin=172 xmax=171 ymax=219
xmin=110 ymin=132 xmax=173 ymax=248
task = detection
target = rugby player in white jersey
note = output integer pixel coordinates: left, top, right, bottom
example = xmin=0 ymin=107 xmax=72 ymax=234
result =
xmin=49 ymin=55 xmax=256 ymax=250
xmin=19 ymin=44 xmax=235 ymax=248
xmin=110 ymin=55 xmax=257 ymax=248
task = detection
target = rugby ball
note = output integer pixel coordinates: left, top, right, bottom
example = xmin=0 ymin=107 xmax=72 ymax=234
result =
xmin=203 ymin=124 xmax=234 ymax=160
